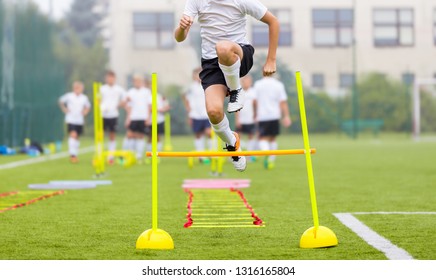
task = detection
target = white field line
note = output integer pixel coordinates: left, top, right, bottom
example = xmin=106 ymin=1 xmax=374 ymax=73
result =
xmin=0 ymin=146 xmax=94 ymax=171
xmin=334 ymin=213 xmax=414 ymax=260
xmin=353 ymin=212 xmax=436 ymax=215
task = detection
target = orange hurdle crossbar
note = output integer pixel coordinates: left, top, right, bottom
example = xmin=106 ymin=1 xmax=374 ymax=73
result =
xmin=146 ymin=149 xmax=316 ymax=158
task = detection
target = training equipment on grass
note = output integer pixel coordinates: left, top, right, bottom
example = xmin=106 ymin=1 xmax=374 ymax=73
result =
xmin=93 ymin=82 xmax=136 ymax=177
xmin=187 ymin=130 xmax=225 ymax=176
xmin=0 ymin=190 xmax=64 ymax=214
xmin=164 ymin=113 xmax=173 ymax=151
xmin=29 ymin=183 xmax=96 ymax=190
xmin=136 ymin=72 xmax=338 ymax=250
xmin=50 ymin=180 xmax=112 ymax=186
xmin=183 ymin=179 xmax=264 ymax=228
xmin=182 ymin=179 xmax=250 ymax=189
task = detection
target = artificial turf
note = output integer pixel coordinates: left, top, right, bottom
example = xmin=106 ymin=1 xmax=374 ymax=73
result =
xmin=0 ymin=134 xmax=435 ymax=260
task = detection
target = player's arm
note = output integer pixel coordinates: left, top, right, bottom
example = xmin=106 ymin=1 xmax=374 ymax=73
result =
xmin=253 ymin=99 xmax=258 ymax=123
xmin=59 ymin=101 xmax=68 ymax=114
xmin=280 ymin=101 xmax=292 ymax=127
xmin=83 ymin=106 xmax=91 ymax=116
xmin=174 ymin=15 xmax=193 ymax=42
xmin=260 ymin=11 xmax=280 ymax=77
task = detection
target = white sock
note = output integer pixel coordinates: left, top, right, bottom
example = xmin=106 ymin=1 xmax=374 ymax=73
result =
xmin=207 ymin=138 xmax=214 ymax=151
xmin=240 ymin=140 xmax=247 ymax=149
xmin=108 ymin=140 xmax=116 ymax=152
xmin=157 ymin=141 xmax=163 ymax=152
xmin=211 ymin=115 xmax=236 ymax=146
xmin=219 ymin=58 xmax=241 ymax=91
xmin=135 ymin=139 xmax=145 ymax=159
xmin=146 ymin=143 xmax=152 ymax=152
xmin=247 ymin=139 xmax=257 ymax=151
xmin=68 ymin=137 xmax=76 ymax=156
xmin=259 ymin=140 xmax=269 ymax=151
xmin=270 ymin=141 xmax=278 ymax=162
xmin=194 ymin=137 xmax=205 ymax=151
xmin=122 ymin=137 xmax=130 ymax=150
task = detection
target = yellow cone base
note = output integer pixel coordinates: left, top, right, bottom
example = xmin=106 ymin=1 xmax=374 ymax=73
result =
xmin=136 ymin=229 xmax=174 ymax=250
xmin=300 ymin=226 xmax=338 ymax=249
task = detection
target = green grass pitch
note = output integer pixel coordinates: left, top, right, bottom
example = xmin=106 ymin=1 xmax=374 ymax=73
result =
xmin=0 ymin=134 xmax=435 ymax=260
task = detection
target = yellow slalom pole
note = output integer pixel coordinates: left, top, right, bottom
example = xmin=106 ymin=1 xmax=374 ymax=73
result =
xmin=296 ymin=71 xmax=338 ymax=248
xmin=136 ymin=73 xmax=174 ymax=250
xmin=97 ymin=83 xmax=105 ymax=174
xmin=164 ymin=113 xmax=173 ymax=151
xmin=93 ymin=83 xmax=101 ymax=175
xmin=151 ymin=75 xmax=159 ymax=231
xmin=296 ymin=72 xmax=319 ymax=229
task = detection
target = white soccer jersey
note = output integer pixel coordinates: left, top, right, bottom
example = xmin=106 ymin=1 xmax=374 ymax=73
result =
xmin=155 ymin=93 xmax=168 ymax=124
xmin=100 ymin=84 xmax=125 ymax=118
xmin=184 ymin=0 xmax=267 ymax=59
xmin=59 ymin=92 xmax=91 ymax=125
xmin=125 ymin=87 xmax=151 ymax=121
xmin=185 ymin=82 xmax=208 ymax=120
xmin=239 ymin=87 xmax=256 ymax=125
xmin=254 ymin=77 xmax=287 ymax=122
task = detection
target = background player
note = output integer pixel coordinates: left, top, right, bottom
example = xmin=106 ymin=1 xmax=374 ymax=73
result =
xmin=183 ymin=67 xmax=212 ymax=158
xmin=254 ymin=76 xmax=292 ymax=169
xmin=235 ymin=74 xmax=257 ymax=162
xmin=123 ymin=75 xmax=151 ymax=163
xmin=58 ymin=81 xmax=91 ymax=163
xmin=145 ymin=76 xmax=171 ymax=154
xmin=100 ymin=70 xmax=125 ymax=164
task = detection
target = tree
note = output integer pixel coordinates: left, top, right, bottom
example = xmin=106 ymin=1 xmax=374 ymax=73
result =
xmin=342 ymin=73 xmax=411 ymax=131
xmin=66 ymin=0 xmax=102 ymax=47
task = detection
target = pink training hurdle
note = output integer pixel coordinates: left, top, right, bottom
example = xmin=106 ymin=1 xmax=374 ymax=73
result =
xmin=182 ymin=179 xmax=251 ymax=189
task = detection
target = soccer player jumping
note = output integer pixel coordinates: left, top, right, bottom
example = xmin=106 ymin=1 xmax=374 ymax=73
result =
xmin=175 ymin=0 xmax=279 ymax=172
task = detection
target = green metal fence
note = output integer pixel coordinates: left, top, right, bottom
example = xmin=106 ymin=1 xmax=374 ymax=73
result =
xmin=0 ymin=1 xmax=66 ymax=147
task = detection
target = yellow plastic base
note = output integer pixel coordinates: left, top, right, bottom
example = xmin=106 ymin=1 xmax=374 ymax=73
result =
xmin=300 ymin=226 xmax=338 ymax=249
xmin=136 ymin=229 xmax=174 ymax=250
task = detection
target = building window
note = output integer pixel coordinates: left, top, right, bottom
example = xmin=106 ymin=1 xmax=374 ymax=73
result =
xmin=133 ymin=12 xmax=174 ymax=49
xmin=373 ymin=8 xmax=414 ymax=47
xmin=252 ymin=9 xmax=292 ymax=47
xmin=312 ymin=73 xmax=325 ymax=88
xmin=402 ymin=72 xmax=415 ymax=86
xmin=312 ymin=9 xmax=353 ymax=47
xmin=340 ymin=73 xmax=354 ymax=88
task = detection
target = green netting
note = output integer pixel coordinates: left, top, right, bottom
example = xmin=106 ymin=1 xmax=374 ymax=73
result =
xmin=0 ymin=1 xmax=66 ymax=147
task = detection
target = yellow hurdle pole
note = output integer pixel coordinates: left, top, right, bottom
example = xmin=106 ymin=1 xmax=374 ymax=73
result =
xmin=97 ymin=83 xmax=105 ymax=174
xmin=296 ymin=72 xmax=320 ymax=230
xmin=164 ymin=113 xmax=173 ymax=151
xmin=146 ymin=149 xmax=316 ymax=158
xmin=151 ymin=73 xmax=159 ymax=231
xmin=93 ymin=83 xmax=101 ymax=175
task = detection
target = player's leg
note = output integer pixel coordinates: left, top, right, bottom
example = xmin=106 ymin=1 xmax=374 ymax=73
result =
xmin=157 ymin=123 xmax=164 ymax=152
xmin=206 ymin=85 xmax=246 ymax=172
xmin=204 ymin=124 xmax=213 ymax=151
xmin=193 ymin=120 xmax=205 ymax=152
xmin=216 ymin=41 xmax=244 ymax=113
xmin=68 ymin=126 xmax=79 ymax=163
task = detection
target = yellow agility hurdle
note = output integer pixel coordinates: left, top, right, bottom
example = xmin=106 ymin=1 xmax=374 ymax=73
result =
xmin=136 ymin=72 xmax=338 ymax=250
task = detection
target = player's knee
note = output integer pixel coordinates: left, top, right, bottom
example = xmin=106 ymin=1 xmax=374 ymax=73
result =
xmin=207 ymin=107 xmax=223 ymax=124
xmin=216 ymin=41 xmax=233 ymax=58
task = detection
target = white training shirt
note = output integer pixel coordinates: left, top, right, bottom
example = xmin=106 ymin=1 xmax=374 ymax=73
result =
xmin=184 ymin=0 xmax=268 ymax=59
xmin=124 ymin=87 xmax=152 ymax=121
xmin=185 ymin=81 xmax=209 ymax=120
xmin=156 ymin=93 xmax=168 ymax=124
xmin=254 ymin=77 xmax=287 ymax=122
xmin=239 ymin=87 xmax=257 ymax=125
xmin=100 ymin=84 xmax=126 ymax=118
xmin=59 ymin=92 xmax=91 ymax=125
